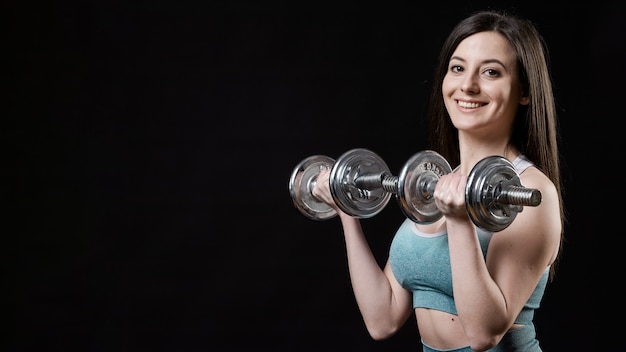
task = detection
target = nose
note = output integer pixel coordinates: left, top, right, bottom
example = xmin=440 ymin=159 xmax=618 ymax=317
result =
xmin=460 ymin=73 xmax=479 ymax=94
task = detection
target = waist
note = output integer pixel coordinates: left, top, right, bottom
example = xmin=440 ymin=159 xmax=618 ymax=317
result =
xmin=414 ymin=290 xmax=536 ymax=324
xmin=415 ymin=308 xmax=468 ymax=349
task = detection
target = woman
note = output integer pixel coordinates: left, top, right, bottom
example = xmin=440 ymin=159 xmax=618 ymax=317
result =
xmin=312 ymin=9 xmax=565 ymax=352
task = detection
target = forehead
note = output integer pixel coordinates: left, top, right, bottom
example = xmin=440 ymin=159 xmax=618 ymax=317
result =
xmin=452 ymin=31 xmax=516 ymax=65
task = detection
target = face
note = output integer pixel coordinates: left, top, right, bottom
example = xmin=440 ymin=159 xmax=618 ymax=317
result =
xmin=442 ymin=31 xmax=529 ymax=135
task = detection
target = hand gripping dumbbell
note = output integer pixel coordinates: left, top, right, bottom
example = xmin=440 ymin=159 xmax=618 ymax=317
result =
xmin=288 ymin=148 xmax=541 ymax=232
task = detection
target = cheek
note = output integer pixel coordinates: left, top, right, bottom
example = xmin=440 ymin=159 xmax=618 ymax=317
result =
xmin=441 ymin=76 xmax=454 ymax=96
xmin=489 ymin=87 xmax=515 ymax=107
xmin=441 ymin=77 xmax=457 ymax=109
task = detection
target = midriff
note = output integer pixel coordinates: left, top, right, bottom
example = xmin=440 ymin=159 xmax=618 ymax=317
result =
xmin=415 ymin=308 xmax=522 ymax=349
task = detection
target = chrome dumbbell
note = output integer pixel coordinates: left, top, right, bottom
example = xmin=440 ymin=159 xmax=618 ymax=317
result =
xmin=289 ymin=148 xmax=541 ymax=232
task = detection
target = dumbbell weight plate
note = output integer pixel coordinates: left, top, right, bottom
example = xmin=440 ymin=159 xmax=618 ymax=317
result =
xmin=329 ymin=148 xmax=392 ymax=218
xmin=397 ymin=150 xmax=452 ymax=223
xmin=465 ymin=156 xmax=522 ymax=232
xmin=288 ymin=155 xmax=337 ymax=220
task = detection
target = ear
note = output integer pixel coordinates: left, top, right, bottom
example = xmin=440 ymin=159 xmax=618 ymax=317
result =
xmin=519 ymin=95 xmax=530 ymax=106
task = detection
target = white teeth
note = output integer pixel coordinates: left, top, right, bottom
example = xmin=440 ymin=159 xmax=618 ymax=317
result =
xmin=458 ymin=101 xmax=481 ymax=108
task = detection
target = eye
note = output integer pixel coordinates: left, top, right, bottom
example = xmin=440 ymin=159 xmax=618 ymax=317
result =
xmin=483 ymin=68 xmax=501 ymax=77
xmin=450 ymin=65 xmax=463 ymax=73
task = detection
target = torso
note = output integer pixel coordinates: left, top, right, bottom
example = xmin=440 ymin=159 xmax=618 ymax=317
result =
xmin=410 ymin=160 xmax=548 ymax=349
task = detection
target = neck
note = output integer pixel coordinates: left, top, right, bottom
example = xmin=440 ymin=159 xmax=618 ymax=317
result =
xmin=457 ymin=136 xmax=518 ymax=175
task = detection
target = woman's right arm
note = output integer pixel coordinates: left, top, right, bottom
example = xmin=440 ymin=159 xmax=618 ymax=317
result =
xmin=312 ymin=169 xmax=413 ymax=340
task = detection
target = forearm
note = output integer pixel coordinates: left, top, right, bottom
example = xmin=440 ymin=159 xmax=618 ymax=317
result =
xmin=338 ymin=214 xmax=407 ymax=337
xmin=447 ymin=219 xmax=509 ymax=347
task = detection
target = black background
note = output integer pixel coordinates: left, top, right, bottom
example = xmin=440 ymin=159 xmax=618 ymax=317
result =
xmin=9 ymin=1 xmax=623 ymax=351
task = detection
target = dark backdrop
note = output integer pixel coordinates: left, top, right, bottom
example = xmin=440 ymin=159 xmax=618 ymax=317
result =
xmin=9 ymin=1 xmax=622 ymax=351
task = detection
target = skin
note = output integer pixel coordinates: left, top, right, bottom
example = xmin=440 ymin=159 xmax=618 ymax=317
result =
xmin=312 ymin=31 xmax=561 ymax=351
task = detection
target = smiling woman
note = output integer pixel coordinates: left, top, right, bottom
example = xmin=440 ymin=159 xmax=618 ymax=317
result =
xmin=310 ymin=10 xmax=565 ymax=352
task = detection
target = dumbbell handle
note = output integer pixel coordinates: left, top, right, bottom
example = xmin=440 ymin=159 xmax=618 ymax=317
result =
xmin=354 ymin=172 xmax=398 ymax=193
xmin=498 ymin=185 xmax=541 ymax=207
xmin=411 ymin=177 xmax=541 ymax=208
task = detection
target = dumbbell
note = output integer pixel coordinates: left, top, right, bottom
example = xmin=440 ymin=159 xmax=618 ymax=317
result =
xmin=288 ymin=148 xmax=452 ymax=223
xmin=288 ymin=148 xmax=541 ymax=232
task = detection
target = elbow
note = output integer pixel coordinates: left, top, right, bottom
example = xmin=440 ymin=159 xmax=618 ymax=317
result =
xmin=364 ymin=320 xmax=401 ymax=341
xmin=367 ymin=328 xmax=396 ymax=341
xmin=467 ymin=332 xmax=504 ymax=352
xmin=469 ymin=340 xmax=498 ymax=352
xmin=464 ymin=316 xmax=512 ymax=351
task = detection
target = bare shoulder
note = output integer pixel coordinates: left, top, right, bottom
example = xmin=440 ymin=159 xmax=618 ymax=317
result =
xmin=488 ymin=165 xmax=562 ymax=267
xmin=518 ymin=165 xmax=557 ymax=196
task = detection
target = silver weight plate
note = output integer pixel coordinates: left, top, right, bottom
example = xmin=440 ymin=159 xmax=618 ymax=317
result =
xmin=465 ymin=156 xmax=520 ymax=232
xmin=289 ymin=155 xmax=337 ymax=220
xmin=329 ymin=148 xmax=391 ymax=218
xmin=397 ymin=150 xmax=451 ymax=223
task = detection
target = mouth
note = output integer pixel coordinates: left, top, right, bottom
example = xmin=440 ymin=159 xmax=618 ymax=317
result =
xmin=457 ymin=100 xmax=485 ymax=109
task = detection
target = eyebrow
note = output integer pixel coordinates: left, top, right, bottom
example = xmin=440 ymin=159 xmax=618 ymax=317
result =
xmin=449 ymin=56 xmax=509 ymax=72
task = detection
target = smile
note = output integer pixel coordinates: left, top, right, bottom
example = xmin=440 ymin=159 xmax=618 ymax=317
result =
xmin=457 ymin=100 xmax=484 ymax=109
